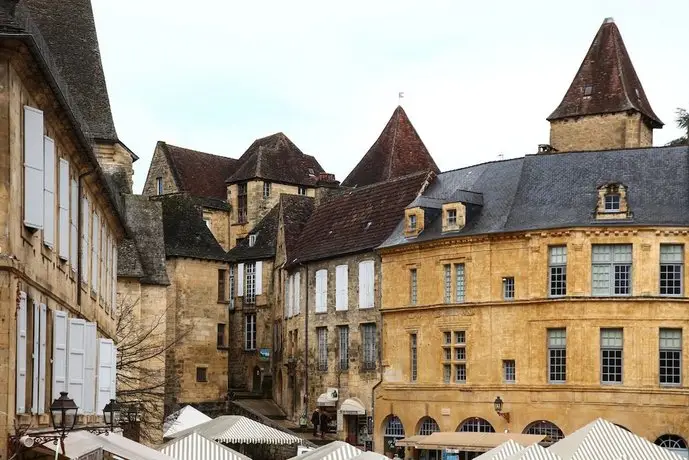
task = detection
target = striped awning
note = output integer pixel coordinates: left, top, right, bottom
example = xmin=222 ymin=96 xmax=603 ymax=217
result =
xmin=42 ymin=431 xmax=175 ymax=460
xmin=163 ymin=406 xmax=212 ymax=439
xmin=398 ymin=432 xmax=545 ymax=452
xmin=349 ymin=452 xmax=389 ymax=459
xmin=288 ymin=441 xmax=362 ymax=460
xmin=160 ymin=432 xmax=250 ymax=460
xmin=169 ymin=415 xmax=302 ymax=445
xmin=504 ymin=444 xmax=563 ymax=460
xmin=475 ymin=439 xmax=529 ymax=459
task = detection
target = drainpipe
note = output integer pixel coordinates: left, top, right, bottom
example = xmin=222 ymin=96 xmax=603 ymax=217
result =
xmin=302 ymin=262 xmax=309 ymax=425
xmin=371 ymin=256 xmax=384 ymax=452
xmin=76 ymin=170 xmax=94 ymax=308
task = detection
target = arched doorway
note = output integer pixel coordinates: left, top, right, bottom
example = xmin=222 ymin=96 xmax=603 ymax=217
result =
xmin=416 ymin=417 xmax=441 ymax=460
xmin=523 ymin=420 xmax=565 ymax=446
xmin=382 ymin=415 xmax=405 ymax=457
xmin=457 ymin=417 xmax=495 ymax=433
xmin=655 ymin=434 xmax=689 ymax=458
xmin=252 ymin=365 xmax=261 ymax=392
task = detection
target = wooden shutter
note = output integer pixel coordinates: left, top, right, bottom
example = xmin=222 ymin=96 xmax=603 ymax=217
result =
xmin=294 ymin=272 xmax=301 ymax=315
xmin=358 ymin=261 xmax=374 ymax=309
xmin=83 ymin=322 xmax=97 ymax=413
xmin=24 ymin=107 xmax=44 ymax=229
xmin=111 ymin=242 xmax=117 ymax=317
xmin=70 ymin=179 xmax=78 ymax=270
xmin=237 ymin=263 xmax=244 ymax=297
xmin=81 ymin=196 xmax=89 ymax=283
xmin=111 ymin=346 xmax=117 ymax=400
xmin=58 ymin=158 xmax=69 ymax=260
xmin=91 ymin=213 xmax=99 ymax=292
xmin=336 ymin=265 xmax=348 ymax=311
xmin=285 ymin=275 xmax=291 ymax=318
xmin=97 ymin=339 xmax=114 ymax=415
xmin=255 ymin=261 xmax=263 ymax=295
xmin=67 ymin=319 xmax=86 ymax=409
xmin=32 ymin=301 xmax=39 ymax=413
xmin=52 ymin=310 xmax=68 ymax=399
xmin=43 ymin=136 xmax=56 ymax=247
xmin=315 ymin=270 xmax=327 ymax=313
xmin=38 ymin=304 xmax=47 ymax=413
xmin=16 ymin=292 xmax=28 ymax=414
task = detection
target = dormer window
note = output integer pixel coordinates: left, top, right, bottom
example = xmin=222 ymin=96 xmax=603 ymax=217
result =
xmin=298 ymin=186 xmax=307 ymax=196
xmin=441 ymin=203 xmax=466 ymax=233
xmin=584 ymin=85 xmax=593 ymax=96
xmin=596 ymin=183 xmax=630 ymax=220
xmin=409 ymin=215 xmax=417 ymax=231
xmin=404 ymin=207 xmax=424 ymax=238
xmin=263 ymin=181 xmax=271 ymax=198
xmin=604 ymin=193 xmax=620 ymax=212
xmin=447 ymin=209 xmax=457 ymax=226
xmin=249 ymin=234 xmax=257 ymax=247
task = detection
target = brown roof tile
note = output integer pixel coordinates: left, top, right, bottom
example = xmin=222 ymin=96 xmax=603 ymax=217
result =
xmin=161 ymin=142 xmax=239 ymax=200
xmin=548 ymin=18 xmax=663 ymax=128
xmin=290 ymin=171 xmax=432 ymax=264
xmin=342 ymin=106 xmax=439 ymax=188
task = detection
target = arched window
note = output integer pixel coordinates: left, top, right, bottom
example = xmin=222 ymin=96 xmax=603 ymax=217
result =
xmin=457 ymin=417 xmax=495 ymax=433
xmin=523 ymin=421 xmax=564 ymax=446
xmin=418 ymin=417 xmax=440 ymax=436
xmin=655 ymin=435 xmax=688 ymax=458
xmin=384 ymin=416 xmax=406 ymax=438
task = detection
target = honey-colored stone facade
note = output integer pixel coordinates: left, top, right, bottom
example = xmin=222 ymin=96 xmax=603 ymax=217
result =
xmin=375 ymin=227 xmax=689 ymax=454
xmin=549 ymin=112 xmax=653 ymax=152
xmin=142 ymin=143 xmax=179 ymax=196
xmin=203 ymin=207 xmax=231 ymax=251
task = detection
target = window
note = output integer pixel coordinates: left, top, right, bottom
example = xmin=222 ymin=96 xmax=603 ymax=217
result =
xmin=604 ymin=193 xmax=620 ymax=212
xmin=447 ymin=209 xmax=457 ymax=226
xmin=443 ymin=364 xmax=451 ymax=383
xmin=238 ymin=183 xmax=248 ymax=223
xmin=600 ymin=328 xmax=623 ymax=384
xmin=263 ymin=181 xmax=271 ymax=198
xmin=338 ymin=326 xmax=349 ymax=371
xmin=156 ymin=177 xmax=163 ymax=195
xmin=317 ymin=327 xmax=328 ymax=371
xmin=217 ymin=324 xmax=226 ymax=348
xmin=335 ymin=265 xmax=348 ymax=310
xmin=443 ymin=330 xmax=466 ymax=384
xmin=549 ymin=246 xmax=567 ymax=297
xmin=459 ymin=418 xmax=495 ymax=433
xmin=503 ymin=277 xmax=515 ymax=300
xmin=229 ymin=265 xmax=235 ymax=304
xmin=592 ymin=244 xmax=632 ymax=296
xmin=583 ymin=85 xmax=593 ymax=96
xmin=298 ymin=186 xmax=307 ymax=196
xmin=655 ymin=435 xmax=689 ymax=458
xmin=548 ymin=328 xmax=567 ymax=383
xmin=362 ymin=323 xmax=376 ymax=370
xmin=524 ymin=421 xmax=564 ymax=446
xmin=410 ymin=269 xmax=417 ymax=305
xmin=409 ymin=214 xmax=417 ymax=231
xmin=384 ymin=416 xmax=405 ymax=438
xmin=358 ymin=260 xmax=375 ymax=309
xmin=503 ymin=360 xmax=516 ymax=383
xmin=410 ymin=333 xmax=417 ymax=382
xmin=418 ymin=417 xmax=440 ymax=436
xmin=315 ymin=269 xmax=327 ymax=313
xmin=660 ymin=245 xmax=683 ymax=296
xmin=455 ymin=263 xmax=465 ymax=302
xmin=217 ymin=269 xmax=227 ymax=302
xmin=244 ymin=314 xmax=256 ymax=350
xmin=443 ymin=265 xmax=451 ymax=303
xmin=659 ymin=328 xmax=682 ymax=385
xmin=245 ymin=262 xmax=256 ymax=304
xmin=249 ymin=234 xmax=257 ymax=247
xmin=196 ymin=367 xmax=207 ymax=382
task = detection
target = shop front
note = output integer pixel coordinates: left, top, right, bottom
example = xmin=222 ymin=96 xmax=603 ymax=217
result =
xmin=317 ymin=388 xmax=339 ymax=434
xmin=339 ymin=398 xmax=372 ymax=451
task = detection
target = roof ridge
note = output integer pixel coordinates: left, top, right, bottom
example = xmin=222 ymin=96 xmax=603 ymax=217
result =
xmin=164 ymin=142 xmax=236 ymax=161
xmin=612 ymin=24 xmax=635 ymax=113
xmin=386 ymin=107 xmax=401 ymax=180
xmin=345 ymin=170 xmax=429 ymax=193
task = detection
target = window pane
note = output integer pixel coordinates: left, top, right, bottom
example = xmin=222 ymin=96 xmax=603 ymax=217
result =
xmin=548 ymin=329 xmax=566 ymax=383
xmin=613 ymin=265 xmax=631 ymax=295
xmin=549 ymin=246 xmax=567 ymax=297
xmin=455 ymin=331 xmax=465 ymax=344
xmin=503 ymin=360 xmax=516 ymax=383
xmin=659 ymin=329 xmax=682 ymax=385
xmin=443 ymin=364 xmax=451 ymax=383
xmin=455 ymin=363 xmax=466 ymax=383
xmin=444 ymin=265 xmax=451 ymax=303
xmin=455 ymin=264 xmax=465 ymax=302
xmin=317 ymin=327 xmax=328 ymax=371
xmin=410 ymin=269 xmax=417 ymax=305
xmin=601 ymin=328 xmax=623 ymax=383
xmin=592 ymin=264 xmax=611 ymax=295
xmin=661 ymin=245 xmax=684 ymax=263
xmin=339 ymin=326 xmax=349 ymax=371
xmin=549 ymin=246 xmax=567 ymax=265
xmin=410 ymin=333 xmax=417 ymax=382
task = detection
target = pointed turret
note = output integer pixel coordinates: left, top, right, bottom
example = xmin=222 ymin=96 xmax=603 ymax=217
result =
xmin=547 ymin=18 xmax=662 ymax=152
xmin=342 ymin=106 xmax=439 ymax=187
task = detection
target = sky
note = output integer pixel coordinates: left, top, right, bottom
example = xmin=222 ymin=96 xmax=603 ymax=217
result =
xmin=91 ymin=0 xmax=689 ymax=194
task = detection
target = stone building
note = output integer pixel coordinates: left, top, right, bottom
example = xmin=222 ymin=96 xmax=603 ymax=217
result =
xmin=372 ymin=18 xmax=689 ymax=459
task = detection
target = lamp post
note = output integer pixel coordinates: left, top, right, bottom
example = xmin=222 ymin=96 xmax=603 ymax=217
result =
xmin=494 ymin=396 xmax=510 ymax=423
xmin=49 ymin=391 xmax=79 ymax=458
xmin=102 ymin=399 xmax=121 ymax=432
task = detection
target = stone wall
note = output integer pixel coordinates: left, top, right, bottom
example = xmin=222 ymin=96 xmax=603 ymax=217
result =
xmin=549 ymin=112 xmax=653 ymax=152
xmin=203 ymin=207 xmax=231 ymax=251
xmin=142 ymin=143 xmax=179 ymax=196
xmin=94 ymin=141 xmax=135 ymax=194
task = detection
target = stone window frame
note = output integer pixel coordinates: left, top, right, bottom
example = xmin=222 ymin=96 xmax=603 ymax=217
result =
xmin=245 ymin=262 xmax=256 ymax=304
xmin=442 ymin=330 xmax=466 ymax=384
xmin=548 ymin=246 xmax=567 ymax=297
xmin=298 ymin=186 xmax=307 ymax=196
xmin=217 ymin=323 xmax=226 ymax=348
xmin=600 ymin=328 xmax=623 ymax=384
xmin=443 ymin=265 xmax=451 ymax=303
xmin=404 ymin=207 xmax=424 ymax=238
xmin=263 ymin=181 xmax=271 ymax=198
xmin=361 ymin=323 xmax=377 ymax=371
xmin=410 ymin=332 xmax=418 ymax=382
xmin=217 ymin=268 xmax=227 ymax=302
xmin=244 ymin=313 xmax=256 ymax=351
xmin=237 ymin=182 xmax=248 ymax=223
xmin=591 ymin=244 xmax=632 ymax=296
xmin=595 ymin=183 xmax=630 ymax=220
xmin=409 ymin=268 xmax=417 ymax=305
xmin=502 ymin=276 xmax=515 ymax=300
xmin=659 ymin=328 xmax=682 ymax=386
xmin=441 ymin=202 xmax=466 ymax=233
xmin=660 ymin=244 xmax=684 ymax=296
xmin=338 ymin=325 xmax=349 ymax=371
xmin=547 ymin=328 xmax=567 ymax=383
xmin=156 ymin=177 xmax=163 ymax=195
xmin=317 ymin=327 xmax=328 ymax=371
xmin=248 ymin=234 xmax=257 ymax=247
xmin=503 ymin=359 xmax=516 ymax=383
xmin=195 ymin=366 xmax=208 ymax=383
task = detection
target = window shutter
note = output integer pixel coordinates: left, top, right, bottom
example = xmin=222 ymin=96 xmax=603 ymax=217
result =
xmin=315 ymin=270 xmax=327 ymax=313
xmin=58 ymin=158 xmax=69 ymax=260
xmin=336 ymin=265 xmax=348 ymax=311
xmin=104 ymin=233 xmax=110 ymax=311
xmin=111 ymin=242 xmax=117 ymax=317
xmin=111 ymin=346 xmax=117 ymax=400
xmin=294 ymin=272 xmax=301 ymax=315
xmin=38 ymin=304 xmax=47 ymax=413
xmin=83 ymin=322 xmax=97 ymax=414
xmin=52 ymin=310 xmax=68 ymax=400
xmin=255 ymin=261 xmax=263 ymax=295
xmin=32 ymin=301 xmax=39 ymax=413
xmin=16 ymin=292 xmax=28 ymax=414
xmin=67 ymin=319 xmax=86 ymax=409
xmin=81 ymin=196 xmax=89 ymax=282
xmin=237 ymin=263 xmax=244 ymax=297
xmin=70 ymin=179 xmax=78 ymax=270
xmin=359 ymin=261 xmax=375 ymax=309
xmin=24 ymin=107 xmax=44 ymax=230
xmin=97 ymin=338 xmax=114 ymax=415
xmin=91 ymin=213 xmax=99 ymax=292
xmin=285 ymin=275 xmax=291 ymax=318
xmin=358 ymin=262 xmax=366 ymax=309
xmin=43 ymin=136 xmax=56 ymax=248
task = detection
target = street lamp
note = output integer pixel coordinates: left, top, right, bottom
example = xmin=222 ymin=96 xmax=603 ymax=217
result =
xmin=103 ymin=399 xmax=121 ymax=432
xmin=494 ymin=396 xmax=510 ymax=423
xmin=50 ymin=392 xmax=79 ymax=437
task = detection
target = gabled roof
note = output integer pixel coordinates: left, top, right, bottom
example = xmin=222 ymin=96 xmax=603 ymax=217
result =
xmin=161 ymin=142 xmax=239 ymax=201
xmin=291 ymin=171 xmax=431 ymax=264
xmin=282 ymin=194 xmax=317 ymax=263
xmin=342 ymin=106 xmax=439 ymax=188
xmin=287 ymin=441 xmax=363 ymax=460
xmin=548 ymin=18 xmax=662 ymax=128
xmin=168 ymin=415 xmax=302 ymax=445
xmin=503 ymin=444 xmax=562 ymax=460
xmin=163 ymin=406 xmax=212 ymax=439
xmin=475 ymin=440 xmax=528 ymax=460
xmin=160 ymin=432 xmax=250 ymax=460
xmin=227 ymin=132 xmax=325 ymax=186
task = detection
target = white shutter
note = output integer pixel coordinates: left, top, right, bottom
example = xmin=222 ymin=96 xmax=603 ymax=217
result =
xmin=255 ymin=261 xmax=263 ymax=295
xmin=67 ymin=319 xmax=86 ymax=409
xmin=294 ymin=272 xmax=301 ymax=315
xmin=16 ymin=292 xmax=28 ymax=414
xmin=336 ymin=265 xmax=348 ymax=311
xmin=83 ymin=322 xmax=97 ymax=414
xmin=24 ymin=107 xmax=44 ymax=229
xmin=38 ymin=304 xmax=47 ymax=413
xmin=111 ymin=346 xmax=117 ymax=400
xmin=359 ymin=261 xmax=374 ymax=309
xmin=70 ymin=179 xmax=78 ymax=270
xmin=285 ymin=275 xmax=291 ymax=318
xmin=43 ymin=136 xmax=56 ymax=247
xmin=315 ymin=270 xmax=327 ymax=313
xmin=91 ymin=213 xmax=99 ymax=292
xmin=97 ymin=339 xmax=114 ymax=414
xmin=81 ymin=196 xmax=89 ymax=283
xmin=58 ymin=158 xmax=69 ymax=260
xmin=31 ymin=301 xmax=39 ymax=413
xmin=104 ymin=233 xmax=110 ymax=311
xmin=111 ymin=242 xmax=117 ymax=316
xmin=237 ymin=263 xmax=244 ymax=297
xmin=52 ymin=310 xmax=68 ymax=399
xmin=366 ymin=261 xmax=375 ymax=308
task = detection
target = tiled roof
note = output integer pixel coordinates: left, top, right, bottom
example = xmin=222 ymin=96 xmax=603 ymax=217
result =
xmin=342 ymin=106 xmax=439 ymax=187
xmin=381 ymin=146 xmax=689 ymax=248
xmin=290 ymin=171 xmax=431 ymax=264
xmin=282 ymin=195 xmax=316 ymax=263
xmin=161 ymin=142 xmax=239 ymax=201
xmin=548 ymin=18 xmax=662 ymax=128
xmin=226 ymin=133 xmax=325 ymax=186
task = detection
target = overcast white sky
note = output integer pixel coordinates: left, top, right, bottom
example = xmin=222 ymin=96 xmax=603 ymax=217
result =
xmin=91 ymin=0 xmax=689 ymax=194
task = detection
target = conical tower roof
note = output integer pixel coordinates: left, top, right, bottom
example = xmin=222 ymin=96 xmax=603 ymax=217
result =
xmin=548 ymin=18 xmax=662 ymax=128
xmin=342 ymin=106 xmax=439 ymax=188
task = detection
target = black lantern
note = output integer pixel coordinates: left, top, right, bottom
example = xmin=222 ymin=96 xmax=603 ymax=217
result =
xmin=493 ymin=396 xmax=503 ymax=413
xmin=50 ymin=392 xmax=79 ymax=436
xmin=103 ymin=399 xmax=121 ymax=430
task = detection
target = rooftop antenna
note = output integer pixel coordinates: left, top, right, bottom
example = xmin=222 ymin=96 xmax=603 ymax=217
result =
xmin=398 ymin=91 xmax=404 ymax=105
xmin=498 ymin=153 xmax=505 ymax=160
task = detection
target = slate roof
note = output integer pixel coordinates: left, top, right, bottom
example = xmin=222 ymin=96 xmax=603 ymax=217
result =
xmin=226 ymin=133 xmax=325 ymax=186
xmin=291 ymin=171 xmax=431 ymax=264
xmin=381 ymin=146 xmax=689 ymax=249
xmin=157 ymin=194 xmax=229 ymax=262
xmin=548 ymin=18 xmax=662 ymax=128
xmin=161 ymin=142 xmax=239 ymax=201
xmin=282 ymin=195 xmax=316 ymax=263
xmin=342 ymin=106 xmax=439 ymax=188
